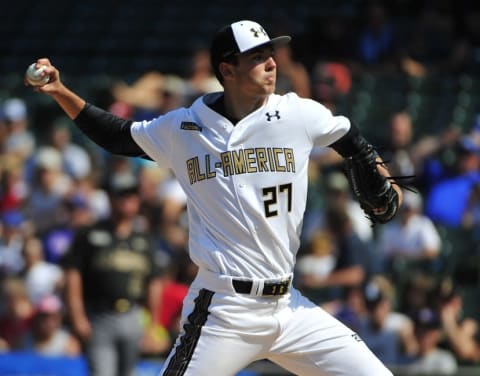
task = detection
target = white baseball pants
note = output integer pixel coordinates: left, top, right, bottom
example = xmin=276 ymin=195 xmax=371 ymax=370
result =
xmin=159 ymin=268 xmax=393 ymax=376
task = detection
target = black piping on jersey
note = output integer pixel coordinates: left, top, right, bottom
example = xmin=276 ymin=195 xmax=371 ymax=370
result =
xmin=74 ymin=103 xmax=151 ymax=159
xmin=163 ymin=289 xmax=214 ymax=376
xmin=329 ymin=121 xmax=369 ymax=158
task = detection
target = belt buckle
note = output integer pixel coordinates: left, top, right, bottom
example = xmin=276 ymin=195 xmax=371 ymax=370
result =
xmin=264 ymin=277 xmax=291 ymax=296
xmin=114 ymin=298 xmax=131 ymax=313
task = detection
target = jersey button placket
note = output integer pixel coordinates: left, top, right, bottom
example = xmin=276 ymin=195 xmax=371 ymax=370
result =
xmin=236 ymin=144 xmax=245 ymax=189
xmin=232 ymin=177 xmax=260 ymax=235
xmin=227 ymin=136 xmax=257 ymax=236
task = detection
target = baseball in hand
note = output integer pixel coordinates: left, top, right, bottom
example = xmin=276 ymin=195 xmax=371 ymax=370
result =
xmin=25 ymin=63 xmax=50 ymax=86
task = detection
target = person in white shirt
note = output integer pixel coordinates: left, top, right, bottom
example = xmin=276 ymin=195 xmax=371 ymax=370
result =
xmin=21 ymin=237 xmax=63 ymax=304
xmin=48 ymin=119 xmax=92 ymax=179
xmin=377 ymin=190 xmax=441 ymax=275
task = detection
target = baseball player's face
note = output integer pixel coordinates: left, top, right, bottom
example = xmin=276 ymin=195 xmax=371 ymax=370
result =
xmin=231 ymin=46 xmax=277 ymax=96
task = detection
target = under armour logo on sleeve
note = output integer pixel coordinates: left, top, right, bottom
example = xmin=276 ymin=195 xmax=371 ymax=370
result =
xmin=265 ymin=111 xmax=280 ymax=121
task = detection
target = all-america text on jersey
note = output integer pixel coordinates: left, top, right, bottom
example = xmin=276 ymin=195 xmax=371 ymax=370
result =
xmin=186 ymin=147 xmax=296 ymax=184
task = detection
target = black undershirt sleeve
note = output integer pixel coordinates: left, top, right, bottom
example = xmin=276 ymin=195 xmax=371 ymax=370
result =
xmin=74 ymin=103 xmax=149 ymax=158
xmin=329 ymin=121 xmax=370 ymax=158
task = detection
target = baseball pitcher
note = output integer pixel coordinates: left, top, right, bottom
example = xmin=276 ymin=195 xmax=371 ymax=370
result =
xmin=27 ymin=20 xmax=402 ymax=376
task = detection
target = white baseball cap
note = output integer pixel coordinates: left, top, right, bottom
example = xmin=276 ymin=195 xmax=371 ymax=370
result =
xmin=210 ymin=20 xmax=291 ymax=70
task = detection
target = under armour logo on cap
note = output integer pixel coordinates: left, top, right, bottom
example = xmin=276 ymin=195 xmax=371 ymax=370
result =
xmin=250 ymin=27 xmax=267 ymax=38
xmin=210 ymin=20 xmax=291 ymax=65
xmin=229 ymin=20 xmax=290 ymax=54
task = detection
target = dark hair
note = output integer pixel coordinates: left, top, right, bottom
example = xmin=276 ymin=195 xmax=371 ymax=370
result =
xmin=210 ymin=24 xmax=236 ymax=84
xmin=212 ymin=54 xmax=239 ymax=84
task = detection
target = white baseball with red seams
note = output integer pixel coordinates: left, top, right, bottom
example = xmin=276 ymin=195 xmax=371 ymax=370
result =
xmin=25 ymin=63 xmax=50 ymax=86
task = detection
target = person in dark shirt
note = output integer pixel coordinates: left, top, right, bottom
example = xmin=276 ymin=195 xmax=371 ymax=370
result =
xmin=298 ymin=207 xmax=368 ymax=304
xmin=61 ymin=180 xmax=162 ymax=376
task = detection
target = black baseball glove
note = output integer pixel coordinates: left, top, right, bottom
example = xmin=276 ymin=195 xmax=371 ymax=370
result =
xmin=343 ymin=144 xmax=399 ymax=225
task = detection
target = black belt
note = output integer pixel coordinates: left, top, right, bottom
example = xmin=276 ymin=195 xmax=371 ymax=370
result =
xmin=232 ymin=277 xmax=291 ymax=296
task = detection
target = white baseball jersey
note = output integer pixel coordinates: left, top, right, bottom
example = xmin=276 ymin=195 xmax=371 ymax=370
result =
xmin=131 ymin=92 xmax=350 ymax=279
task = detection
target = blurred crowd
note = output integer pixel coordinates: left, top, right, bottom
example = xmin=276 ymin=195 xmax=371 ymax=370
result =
xmin=1 ymin=1 xmax=480 ymax=375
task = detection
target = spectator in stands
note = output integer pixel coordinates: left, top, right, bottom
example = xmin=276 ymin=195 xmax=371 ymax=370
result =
xmin=398 ymin=273 xmax=437 ymax=319
xmin=274 ymin=44 xmax=311 ymax=98
xmin=139 ymin=311 xmax=171 ymax=358
xmin=425 ymin=136 xmax=480 ymax=228
xmin=381 ymin=111 xmax=417 ymax=179
xmin=0 ymin=154 xmax=29 ymax=213
xmin=298 ymin=157 xmax=329 ymax=245
xmin=149 ymin=170 xmax=191 ymax=274
xmin=2 ymin=98 xmax=35 ymax=162
xmin=357 ymin=278 xmax=414 ymax=366
xmin=438 ymin=279 xmax=480 ymax=364
xmin=20 ymin=294 xmax=80 ymax=357
xmin=406 ymin=307 xmax=458 ymax=375
xmin=296 ymin=229 xmax=336 ymax=288
xmin=0 ymin=277 xmax=34 ymax=350
xmin=112 ymin=72 xmax=188 ymax=121
xmin=323 ymin=171 xmax=374 ymax=245
xmin=41 ymin=194 xmax=96 ymax=264
xmin=184 ymin=47 xmax=223 ymax=104
xmin=61 ymin=179 xmax=163 ymax=376
xmin=48 ymin=118 xmax=92 ymax=180
xmin=0 ymin=210 xmax=27 ymax=277
xmin=73 ymin=174 xmax=111 ymax=222
xmin=63 ymin=194 xmax=96 ymax=229
xmin=376 ymin=190 xmax=442 ymax=277
xmin=368 ymin=276 xmax=419 ymax=359
xmin=298 ymin=207 xmax=368 ymax=303
xmin=379 ymin=111 xmax=460 ymax=187
xmin=142 ymin=256 xmax=195 ymax=358
xmin=329 ymin=285 xmax=368 ymax=333
xmin=155 ymin=258 xmax=191 ymax=338
xmin=107 ymin=156 xmax=139 ymax=195
xmin=158 ymin=75 xmax=188 ymax=114
xmin=311 ymin=61 xmax=351 ymax=113
xmin=112 ymin=71 xmax=166 ymax=117
xmin=24 ymin=147 xmax=72 ymax=235
xmin=20 ymin=237 xmax=64 ymax=304
xmin=135 ymin=165 xmax=166 ymax=233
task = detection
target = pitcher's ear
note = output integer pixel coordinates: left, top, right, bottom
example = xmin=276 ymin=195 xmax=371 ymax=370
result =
xmin=219 ymin=62 xmax=234 ymax=81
